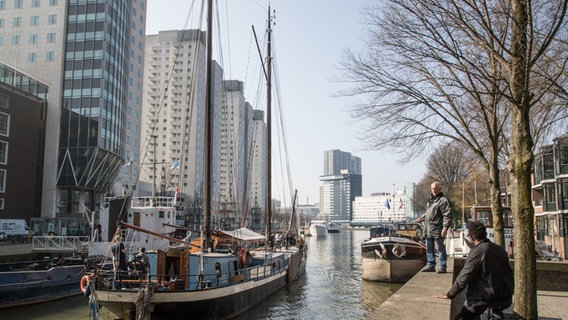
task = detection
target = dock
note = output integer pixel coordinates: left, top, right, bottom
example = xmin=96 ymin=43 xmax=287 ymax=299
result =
xmin=367 ymin=257 xmax=568 ymax=320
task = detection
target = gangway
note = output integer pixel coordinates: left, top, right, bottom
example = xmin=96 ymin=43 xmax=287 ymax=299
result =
xmin=32 ymin=236 xmax=89 ymax=253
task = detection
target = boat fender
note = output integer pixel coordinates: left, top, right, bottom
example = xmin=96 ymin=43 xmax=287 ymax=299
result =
xmin=375 ymin=243 xmax=387 ymax=259
xmin=239 ymin=248 xmax=248 ymax=267
xmin=80 ymin=275 xmax=89 ymax=295
xmin=392 ymin=244 xmax=407 ymax=258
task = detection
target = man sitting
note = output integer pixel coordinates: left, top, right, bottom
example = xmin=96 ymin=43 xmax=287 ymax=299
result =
xmin=434 ymin=221 xmax=514 ymax=319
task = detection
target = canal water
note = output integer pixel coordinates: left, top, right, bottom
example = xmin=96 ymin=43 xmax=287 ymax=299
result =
xmin=0 ymin=229 xmax=402 ymax=320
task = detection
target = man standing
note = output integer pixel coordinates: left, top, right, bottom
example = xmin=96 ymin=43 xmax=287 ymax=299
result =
xmin=416 ymin=181 xmax=452 ymax=273
xmin=434 ymin=221 xmax=514 ymax=319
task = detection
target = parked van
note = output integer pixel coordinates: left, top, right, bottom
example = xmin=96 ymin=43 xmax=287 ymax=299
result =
xmin=0 ymin=219 xmax=31 ymax=241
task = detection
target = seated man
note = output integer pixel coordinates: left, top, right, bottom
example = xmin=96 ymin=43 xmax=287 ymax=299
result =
xmin=434 ymin=221 xmax=514 ymax=320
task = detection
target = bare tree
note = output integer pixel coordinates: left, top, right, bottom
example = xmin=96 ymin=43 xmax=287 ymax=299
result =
xmin=338 ymin=0 xmax=567 ymax=318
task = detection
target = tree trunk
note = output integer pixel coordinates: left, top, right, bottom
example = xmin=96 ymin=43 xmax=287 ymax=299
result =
xmin=488 ymin=159 xmax=505 ymax=247
xmin=508 ymin=0 xmax=538 ymax=318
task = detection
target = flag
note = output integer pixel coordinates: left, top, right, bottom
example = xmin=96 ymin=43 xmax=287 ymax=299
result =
xmin=398 ymin=198 xmax=404 ymax=210
xmin=173 ymin=185 xmax=178 ymax=204
xmin=384 ymin=198 xmax=390 ymax=210
xmin=170 ymin=160 xmax=180 ymax=170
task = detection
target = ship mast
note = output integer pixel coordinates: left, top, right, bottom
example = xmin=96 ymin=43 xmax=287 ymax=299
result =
xmin=265 ymin=7 xmax=273 ymax=248
xmin=203 ymin=0 xmax=213 ymax=252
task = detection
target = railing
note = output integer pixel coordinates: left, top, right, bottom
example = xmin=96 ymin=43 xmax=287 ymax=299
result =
xmin=32 ymin=236 xmax=89 ymax=253
xmin=93 ymin=258 xmax=290 ymax=292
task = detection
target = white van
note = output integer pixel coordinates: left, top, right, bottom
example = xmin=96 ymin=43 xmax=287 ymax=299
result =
xmin=0 ymin=219 xmax=30 ymax=240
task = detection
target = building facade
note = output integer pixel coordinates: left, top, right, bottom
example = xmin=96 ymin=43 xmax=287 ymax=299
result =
xmin=351 ymin=186 xmax=415 ymax=226
xmin=533 ymin=134 xmax=568 ymax=260
xmin=0 ymin=63 xmax=47 ymax=221
xmin=0 ymin=0 xmax=147 ymax=221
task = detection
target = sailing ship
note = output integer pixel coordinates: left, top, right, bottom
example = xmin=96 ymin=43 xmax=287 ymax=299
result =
xmin=82 ymin=3 xmax=306 ymax=319
xmin=361 ymin=223 xmax=426 ymax=283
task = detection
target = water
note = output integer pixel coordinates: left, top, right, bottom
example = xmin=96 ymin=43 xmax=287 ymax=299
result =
xmin=0 ymin=230 xmax=401 ymax=320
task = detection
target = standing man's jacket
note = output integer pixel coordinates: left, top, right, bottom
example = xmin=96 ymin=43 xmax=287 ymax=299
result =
xmin=422 ymin=192 xmax=452 ymax=238
xmin=447 ymin=239 xmax=514 ymax=309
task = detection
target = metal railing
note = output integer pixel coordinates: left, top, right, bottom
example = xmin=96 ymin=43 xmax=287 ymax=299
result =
xmin=32 ymin=236 xmax=89 ymax=253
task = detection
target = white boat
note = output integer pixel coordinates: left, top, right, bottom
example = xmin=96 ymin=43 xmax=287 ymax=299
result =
xmin=309 ymin=220 xmax=327 ymax=237
xmin=361 ymin=224 xmax=426 ymax=283
xmin=83 ymin=3 xmax=307 ymax=319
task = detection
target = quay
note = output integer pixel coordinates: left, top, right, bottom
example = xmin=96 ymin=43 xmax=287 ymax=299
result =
xmin=367 ymin=257 xmax=568 ymax=320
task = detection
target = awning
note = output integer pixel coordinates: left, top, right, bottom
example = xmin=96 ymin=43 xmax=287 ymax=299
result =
xmin=218 ymin=228 xmax=265 ymax=241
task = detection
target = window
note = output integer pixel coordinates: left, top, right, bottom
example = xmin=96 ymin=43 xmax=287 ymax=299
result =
xmin=49 ymin=0 xmax=57 ymax=5
xmin=11 ymin=35 xmax=20 ymax=45
xmin=45 ymin=51 xmax=54 ymax=61
xmin=14 ymin=0 xmax=22 ymax=9
xmin=13 ymin=17 xmax=21 ymax=27
xmin=30 ymin=16 xmax=39 ymax=26
xmin=0 ymin=36 xmax=3 ymax=46
xmin=32 ymin=0 xmax=40 ymax=7
xmin=29 ymin=34 xmax=38 ymax=44
xmin=0 ymin=1 xmax=5 ymax=10
xmin=0 ymin=170 xmax=5 ymax=193
xmin=47 ymin=32 xmax=56 ymax=43
xmin=0 ymin=94 xmax=8 ymax=108
xmin=0 ymin=141 xmax=7 ymax=164
xmin=0 ymin=199 xmax=4 ymax=209
xmin=0 ymin=113 xmax=10 ymax=136
xmin=28 ymin=52 xmax=37 ymax=62
xmin=48 ymin=14 xmax=56 ymax=24
xmin=0 ymin=19 xmax=4 ymax=28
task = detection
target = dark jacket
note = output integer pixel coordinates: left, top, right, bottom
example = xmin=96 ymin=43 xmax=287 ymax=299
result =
xmin=447 ymin=239 xmax=514 ymax=309
xmin=422 ymin=193 xmax=452 ymax=238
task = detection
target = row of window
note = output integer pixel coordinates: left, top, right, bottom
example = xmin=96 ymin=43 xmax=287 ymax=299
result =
xmin=0 ymin=31 xmax=55 ymax=43
xmin=1 ymin=14 xmax=57 ymax=27
xmin=0 ymin=51 xmax=55 ymax=63
xmin=0 ymin=0 xmax=58 ymax=10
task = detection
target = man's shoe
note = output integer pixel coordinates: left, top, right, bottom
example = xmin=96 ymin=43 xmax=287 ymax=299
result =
xmin=437 ymin=269 xmax=447 ymax=274
xmin=422 ymin=266 xmax=436 ymax=272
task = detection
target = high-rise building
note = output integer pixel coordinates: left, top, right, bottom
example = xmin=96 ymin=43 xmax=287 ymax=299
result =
xmin=0 ymin=0 xmax=147 ymax=218
xmin=141 ymin=30 xmax=268 ymax=230
xmin=319 ymin=149 xmax=362 ymax=223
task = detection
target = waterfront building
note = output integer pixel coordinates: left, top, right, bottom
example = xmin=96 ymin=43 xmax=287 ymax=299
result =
xmin=319 ymin=149 xmax=362 ymax=224
xmin=0 ymin=0 xmax=147 ymax=223
xmin=350 ymin=185 xmax=415 ymax=226
xmin=0 ymin=63 xmax=47 ymax=221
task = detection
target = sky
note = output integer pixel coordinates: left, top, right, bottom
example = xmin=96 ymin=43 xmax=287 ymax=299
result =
xmin=146 ymin=0 xmax=427 ymax=205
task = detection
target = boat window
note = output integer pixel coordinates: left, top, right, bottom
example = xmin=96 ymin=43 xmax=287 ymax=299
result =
xmin=215 ymin=262 xmax=221 ymax=277
xmin=159 ymin=210 xmax=165 ymax=218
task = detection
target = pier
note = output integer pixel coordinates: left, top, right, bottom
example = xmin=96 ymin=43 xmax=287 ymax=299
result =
xmin=367 ymin=257 xmax=568 ymax=320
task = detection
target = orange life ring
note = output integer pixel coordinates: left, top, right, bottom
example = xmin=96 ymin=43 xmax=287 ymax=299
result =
xmin=80 ymin=275 xmax=89 ymax=294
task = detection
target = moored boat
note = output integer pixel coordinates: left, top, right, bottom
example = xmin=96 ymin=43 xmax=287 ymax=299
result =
xmin=361 ymin=223 xmax=426 ymax=283
xmin=309 ymin=220 xmax=327 ymax=237
xmin=0 ymin=255 xmax=106 ymax=309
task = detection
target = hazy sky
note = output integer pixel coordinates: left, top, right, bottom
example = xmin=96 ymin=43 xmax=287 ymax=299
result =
xmin=146 ymin=0 xmax=426 ymax=205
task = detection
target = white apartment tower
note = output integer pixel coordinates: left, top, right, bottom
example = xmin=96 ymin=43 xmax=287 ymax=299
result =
xmin=142 ymin=29 xmax=224 ymax=215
